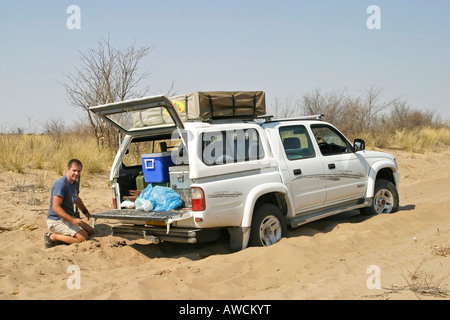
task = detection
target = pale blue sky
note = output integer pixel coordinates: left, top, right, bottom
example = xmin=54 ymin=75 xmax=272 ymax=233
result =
xmin=1 ymin=1 xmax=449 ymax=132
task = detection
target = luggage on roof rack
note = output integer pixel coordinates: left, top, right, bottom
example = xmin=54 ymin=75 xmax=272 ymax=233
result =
xmin=168 ymin=91 xmax=266 ymax=121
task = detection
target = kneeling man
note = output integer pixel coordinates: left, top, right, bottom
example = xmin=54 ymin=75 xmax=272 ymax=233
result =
xmin=45 ymin=159 xmax=94 ymax=248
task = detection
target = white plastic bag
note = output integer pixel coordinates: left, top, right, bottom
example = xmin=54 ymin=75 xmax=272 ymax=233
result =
xmin=120 ymin=200 xmax=135 ymax=209
xmin=135 ymin=197 xmax=153 ymax=211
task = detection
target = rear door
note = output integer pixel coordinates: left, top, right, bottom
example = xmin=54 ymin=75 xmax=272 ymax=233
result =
xmin=279 ymin=124 xmax=327 ymax=212
xmin=89 ymin=95 xmax=185 ymax=136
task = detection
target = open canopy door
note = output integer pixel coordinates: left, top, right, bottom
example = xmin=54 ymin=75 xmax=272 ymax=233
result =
xmin=89 ymin=95 xmax=185 ymax=136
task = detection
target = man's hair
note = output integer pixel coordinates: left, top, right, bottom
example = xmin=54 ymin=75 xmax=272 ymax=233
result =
xmin=67 ymin=159 xmax=83 ymax=169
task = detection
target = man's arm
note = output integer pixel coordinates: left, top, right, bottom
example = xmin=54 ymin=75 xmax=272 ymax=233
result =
xmin=52 ymin=195 xmax=83 ymax=226
xmin=75 ymin=196 xmax=91 ymax=220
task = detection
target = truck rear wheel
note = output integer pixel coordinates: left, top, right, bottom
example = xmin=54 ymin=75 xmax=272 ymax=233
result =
xmin=361 ymin=179 xmax=399 ymax=215
xmin=249 ymin=204 xmax=287 ymax=247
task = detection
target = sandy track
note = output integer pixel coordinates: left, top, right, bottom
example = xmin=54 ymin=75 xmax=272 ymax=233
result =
xmin=0 ymin=148 xmax=448 ymax=300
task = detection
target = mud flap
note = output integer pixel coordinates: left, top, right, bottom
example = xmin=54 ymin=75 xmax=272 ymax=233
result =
xmin=227 ymin=226 xmax=250 ymax=252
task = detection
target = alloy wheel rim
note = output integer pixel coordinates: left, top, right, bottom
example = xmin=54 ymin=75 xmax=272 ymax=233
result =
xmin=374 ymin=188 xmax=394 ymax=213
xmin=259 ymin=215 xmax=282 ymax=246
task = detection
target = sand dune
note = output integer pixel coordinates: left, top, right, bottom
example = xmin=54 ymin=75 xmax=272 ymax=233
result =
xmin=0 ymin=148 xmax=448 ymax=300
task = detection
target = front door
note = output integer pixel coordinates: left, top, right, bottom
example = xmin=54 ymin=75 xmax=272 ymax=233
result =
xmin=310 ymin=124 xmax=367 ymax=204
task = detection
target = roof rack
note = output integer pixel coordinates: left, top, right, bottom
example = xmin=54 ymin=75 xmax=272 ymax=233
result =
xmin=201 ymin=115 xmax=266 ymax=124
xmin=263 ymin=114 xmax=324 ymax=122
xmin=185 ymin=114 xmax=324 ymax=125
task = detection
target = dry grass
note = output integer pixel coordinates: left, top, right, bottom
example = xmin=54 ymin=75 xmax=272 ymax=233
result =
xmin=1 ymin=124 xmax=449 ymax=175
xmin=400 ymin=262 xmax=449 ymax=298
xmin=391 ymin=127 xmax=450 ymax=152
xmin=433 ymin=245 xmax=450 ymax=258
xmin=357 ymin=126 xmax=450 ymax=153
xmin=373 ymin=261 xmax=450 ymax=299
xmin=0 ymin=133 xmax=115 ymax=176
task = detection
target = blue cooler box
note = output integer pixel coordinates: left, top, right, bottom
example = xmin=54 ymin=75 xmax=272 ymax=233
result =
xmin=141 ymin=152 xmax=174 ymax=183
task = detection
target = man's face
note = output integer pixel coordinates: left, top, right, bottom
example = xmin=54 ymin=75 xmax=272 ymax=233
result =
xmin=67 ymin=164 xmax=82 ymax=183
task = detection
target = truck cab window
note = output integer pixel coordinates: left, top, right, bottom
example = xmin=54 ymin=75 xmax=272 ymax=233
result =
xmin=279 ymin=125 xmax=315 ymax=160
xmin=311 ymin=125 xmax=351 ymax=156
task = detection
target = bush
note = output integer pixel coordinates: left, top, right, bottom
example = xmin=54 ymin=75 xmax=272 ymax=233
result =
xmin=269 ymin=86 xmax=450 ymax=152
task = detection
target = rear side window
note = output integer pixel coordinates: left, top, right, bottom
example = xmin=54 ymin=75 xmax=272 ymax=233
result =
xmin=279 ymin=125 xmax=316 ymax=160
xmin=202 ymin=128 xmax=264 ymax=165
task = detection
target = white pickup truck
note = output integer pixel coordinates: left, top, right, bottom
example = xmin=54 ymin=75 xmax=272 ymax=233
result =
xmin=89 ymin=92 xmax=399 ymax=251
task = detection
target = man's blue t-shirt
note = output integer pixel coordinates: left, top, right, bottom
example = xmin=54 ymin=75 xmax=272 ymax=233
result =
xmin=47 ymin=176 xmax=79 ymax=221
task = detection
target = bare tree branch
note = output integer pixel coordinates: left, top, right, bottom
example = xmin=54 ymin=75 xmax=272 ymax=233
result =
xmin=60 ymin=37 xmax=153 ymax=148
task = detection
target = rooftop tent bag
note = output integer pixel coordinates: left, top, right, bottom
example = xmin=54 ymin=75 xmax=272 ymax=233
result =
xmin=168 ymin=91 xmax=266 ymax=120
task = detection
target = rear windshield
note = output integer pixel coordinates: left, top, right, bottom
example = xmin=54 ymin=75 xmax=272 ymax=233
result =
xmin=106 ymin=106 xmax=177 ymax=132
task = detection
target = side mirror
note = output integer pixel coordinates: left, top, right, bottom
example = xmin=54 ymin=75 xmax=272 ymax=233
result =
xmin=353 ymin=138 xmax=365 ymax=151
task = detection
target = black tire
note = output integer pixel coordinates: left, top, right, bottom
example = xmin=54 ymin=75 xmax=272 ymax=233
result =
xmin=249 ymin=204 xmax=287 ymax=247
xmin=360 ymin=179 xmax=399 ymax=215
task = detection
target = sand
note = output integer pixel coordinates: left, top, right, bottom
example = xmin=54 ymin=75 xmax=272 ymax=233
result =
xmin=0 ymin=148 xmax=449 ymax=300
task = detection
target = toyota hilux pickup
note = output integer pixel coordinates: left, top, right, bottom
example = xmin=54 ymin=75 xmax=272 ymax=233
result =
xmin=89 ymin=91 xmax=399 ymax=251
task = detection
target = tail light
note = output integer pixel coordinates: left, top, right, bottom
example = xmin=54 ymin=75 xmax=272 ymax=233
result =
xmin=191 ymin=187 xmax=206 ymax=211
xmin=112 ymin=185 xmax=117 ymax=209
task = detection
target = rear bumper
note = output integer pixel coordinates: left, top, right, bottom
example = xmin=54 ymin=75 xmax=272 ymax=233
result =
xmin=111 ymin=224 xmax=221 ymax=244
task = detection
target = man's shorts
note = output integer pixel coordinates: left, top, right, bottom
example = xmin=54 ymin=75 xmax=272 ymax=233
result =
xmin=47 ymin=219 xmax=82 ymax=237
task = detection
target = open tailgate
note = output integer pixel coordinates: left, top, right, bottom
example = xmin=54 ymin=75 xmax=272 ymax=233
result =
xmin=91 ymin=209 xmax=192 ymax=227
xmin=91 ymin=209 xmax=200 ymax=243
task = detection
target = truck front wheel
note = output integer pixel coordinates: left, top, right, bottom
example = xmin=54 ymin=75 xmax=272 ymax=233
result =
xmin=249 ymin=204 xmax=287 ymax=247
xmin=361 ymin=179 xmax=399 ymax=215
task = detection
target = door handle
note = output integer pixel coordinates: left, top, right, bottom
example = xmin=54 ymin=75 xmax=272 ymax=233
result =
xmin=293 ymin=169 xmax=302 ymax=175
xmin=328 ymin=163 xmax=336 ymax=169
